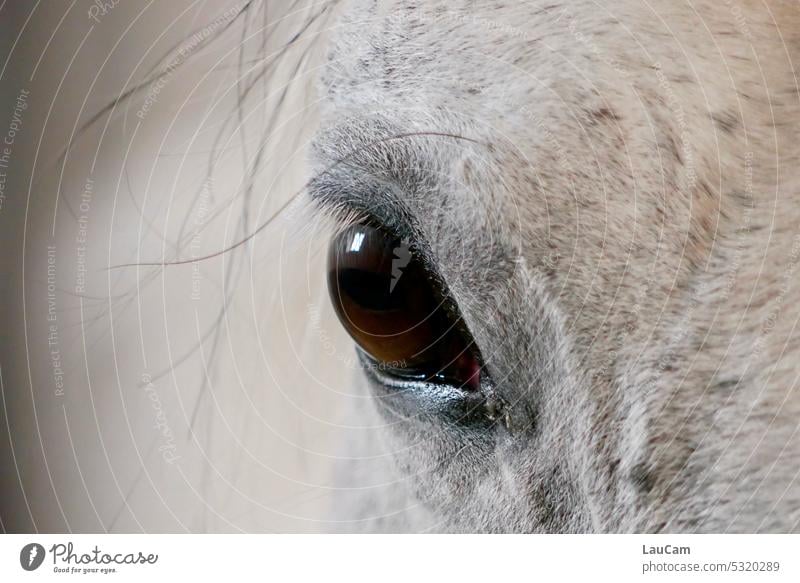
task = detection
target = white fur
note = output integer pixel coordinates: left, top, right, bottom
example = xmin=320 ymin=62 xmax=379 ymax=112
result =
xmin=310 ymin=0 xmax=800 ymax=532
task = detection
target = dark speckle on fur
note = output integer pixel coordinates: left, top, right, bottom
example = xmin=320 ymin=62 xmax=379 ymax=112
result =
xmin=711 ymin=111 xmax=739 ymax=134
xmin=630 ymin=462 xmax=656 ymax=496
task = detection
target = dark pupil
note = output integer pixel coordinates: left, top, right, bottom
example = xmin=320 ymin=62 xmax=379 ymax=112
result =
xmin=327 ymin=225 xmax=480 ymax=389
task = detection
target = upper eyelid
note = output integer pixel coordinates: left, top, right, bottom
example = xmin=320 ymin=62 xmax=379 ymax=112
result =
xmin=308 ymin=176 xmax=454 ymax=286
xmin=308 ymin=124 xmax=481 ymax=275
xmin=307 ymin=170 xmax=418 ymax=241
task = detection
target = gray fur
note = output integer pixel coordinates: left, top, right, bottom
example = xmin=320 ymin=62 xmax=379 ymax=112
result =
xmin=309 ymin=0 xmax=800 ymax=532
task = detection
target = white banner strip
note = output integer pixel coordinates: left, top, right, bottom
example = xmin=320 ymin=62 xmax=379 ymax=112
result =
xmin=1 ymin=534 xmax=798 ymax=582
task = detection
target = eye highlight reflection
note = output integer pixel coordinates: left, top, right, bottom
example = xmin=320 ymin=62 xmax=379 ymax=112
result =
xmin=327 ymin=224 xmax=482 ymax=390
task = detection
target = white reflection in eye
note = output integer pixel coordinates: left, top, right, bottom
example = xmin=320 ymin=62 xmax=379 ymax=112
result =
xmin=349 ymin=231 xmax=365 ymax=252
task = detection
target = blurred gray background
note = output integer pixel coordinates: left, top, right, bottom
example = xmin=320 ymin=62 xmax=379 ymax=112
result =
xmin=0 ymin=0 xmax=392 ymax=533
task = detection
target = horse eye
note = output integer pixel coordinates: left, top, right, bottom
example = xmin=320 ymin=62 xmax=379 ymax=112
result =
xmin=327 ymin=224 xmax=481 ymax=390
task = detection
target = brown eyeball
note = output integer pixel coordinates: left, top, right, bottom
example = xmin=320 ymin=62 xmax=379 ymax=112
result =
xmin=327 ymin=224 xmax=481 ymax=390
